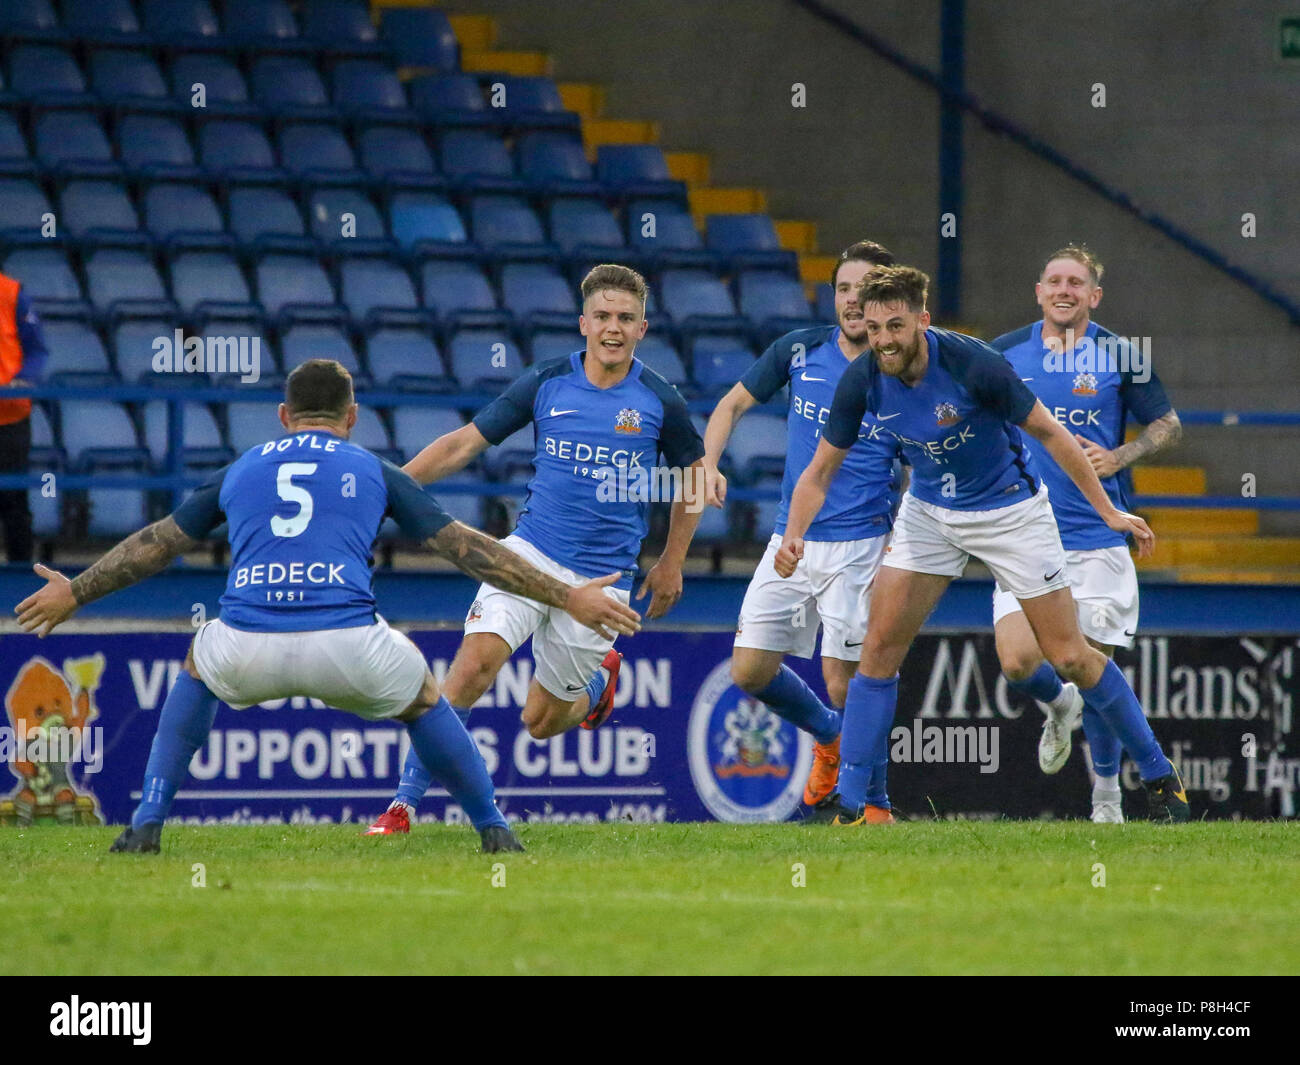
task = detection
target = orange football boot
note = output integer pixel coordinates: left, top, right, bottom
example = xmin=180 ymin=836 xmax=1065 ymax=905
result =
xmin=803 ymin=735 xmax=841 ymax=806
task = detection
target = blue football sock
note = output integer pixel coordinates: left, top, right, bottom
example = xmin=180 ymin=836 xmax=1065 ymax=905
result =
xmin=1007 ymin=661 xmax=1064 ymax=704
xmin=752 ymin=665 xmax=842 ymax=745
xmin=838 ymin=673 xmax=898 ymax=810
xmin=1080 ymin=660 xmax=1171 ymax=781
xmin=583 ymin=663 xmax=608 ymax=709
xmin=405 ymin=697 xmax=506 ymax=831
xmin=132 ymin=672 xmax=218 ymax=829
xmin=1081 ymin=705 xmax=1123 ymax=778
xmin=393 ymin=747 xmax=434 ymax=808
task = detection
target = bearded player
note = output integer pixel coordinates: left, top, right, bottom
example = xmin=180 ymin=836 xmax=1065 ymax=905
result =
xmin=991 ymin=245 xmax=1182 ymax=822
xmin=703 ymin=241 xmax=902 ymax=816
xmin=778 ymin=265 xmax=1189 ymax=825
xmin=367 ymin=264 xmax=705 ymax=834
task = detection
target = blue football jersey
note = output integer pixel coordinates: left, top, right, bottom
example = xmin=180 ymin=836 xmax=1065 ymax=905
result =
xmin=992 ymin=320 xmax=1172 ymax=549
xmin=473 ymin=352 xmax=705 ymax=588
xmin=741 ymin=325 xmax=900 ymax=540
xmin=173 ymin=430 xmax=454 ymax=632
xmin=824 ymin=327 xmax=1039 ymax=510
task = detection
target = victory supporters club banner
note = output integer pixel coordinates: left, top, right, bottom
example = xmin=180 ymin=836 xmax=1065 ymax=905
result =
xmin=1 ymin=631 xmax=1295 ymax=826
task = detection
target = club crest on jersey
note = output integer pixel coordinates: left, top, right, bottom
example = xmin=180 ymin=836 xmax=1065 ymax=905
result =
xmin=466 ymin=599 xmax=483 ymax=623
xmin=934 ymin=401 xmax=961 ymax=427
xmin=1072 ymin=372 xmax=1099 ymax=396
xmin=614 ymin=408 xmax=642 ymax=434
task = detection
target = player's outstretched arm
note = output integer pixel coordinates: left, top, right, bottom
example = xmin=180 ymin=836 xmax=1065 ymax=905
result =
xmin=702 ymin=383 xmax=758 ymax=507
xmin=775 ymin=438 xmax=848 ymax=577
xmin=14 ymin=517 xmax=198 ymax=637
xmin=1020 ymin=400 xmax=1155 ymax=557
xmin=637 ymin=459 xmax=706 ymax=619
xmin=428 ymin=521 xmax=641 ymax=640
xmin=403 ymin=423 xmax=491 ymax=486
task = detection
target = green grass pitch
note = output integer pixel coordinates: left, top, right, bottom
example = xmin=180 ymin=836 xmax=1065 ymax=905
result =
xmin=4 ymin=822 xmax=1297 ymax=975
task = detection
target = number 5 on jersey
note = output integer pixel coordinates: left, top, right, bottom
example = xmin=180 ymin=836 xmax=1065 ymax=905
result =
xmin=273 ymin=462 xmax=318 ymax=537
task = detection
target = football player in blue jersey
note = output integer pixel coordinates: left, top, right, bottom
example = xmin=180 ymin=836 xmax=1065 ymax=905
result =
xmin=778 ymin=265 xmax=1189 ymax=824
xmin=991 ymin=245 xmax=1182 ymax=822
xmin=367 ymin=264 xmax=706 ymax=835
xmin=703 ymin=240 xmax=903 ymax=816
xmin=14 ymin=360 xmax=642 ymax=854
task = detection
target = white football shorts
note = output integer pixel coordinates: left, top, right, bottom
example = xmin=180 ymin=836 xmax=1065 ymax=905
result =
xmin=993 ymin=544 xmax=1139 ymax=648
xmin=192 ymin=615 xmax=428 ymax=720
xmin=462 ymin=534 xmax=630 ymax=701
xmin=735 ymin=532 xmax=887 ymax=661
xmin=883 ymin=485 xmax=1070 ymax=600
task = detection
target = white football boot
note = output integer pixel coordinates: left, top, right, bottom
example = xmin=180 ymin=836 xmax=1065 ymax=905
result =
xmin=1037 ymin=682 xmax=1084 ymax=774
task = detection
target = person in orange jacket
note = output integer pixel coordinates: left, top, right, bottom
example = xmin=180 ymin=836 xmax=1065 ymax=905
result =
xmin=0 ymin=270 xmax=51 ymax=562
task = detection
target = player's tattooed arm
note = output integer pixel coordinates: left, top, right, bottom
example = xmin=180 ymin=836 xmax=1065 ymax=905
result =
xmin=428 ymin=522 xmax=641 ymax=637
xmin=71 ymin=517 xmax=198 ymax=605
xmin=1097 ymin=410 xmax=1183 ymax=475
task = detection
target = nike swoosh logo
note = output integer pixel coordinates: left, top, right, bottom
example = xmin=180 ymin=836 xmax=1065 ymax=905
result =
xmin=549 ymin=407 xmax=580 ymax=417
xmin=800 ymin=372 xmax=827 ymax=382
xmin=1172 ymin=787 xmax=1187 ymax=802
xmin=877 ymin=412 xmax=902 ymax=421
xmin=1044 ymin=568 xmax=1062 ymax=581
xmin=845 ymin=640 xmax=863 ymax=647
xmin=1123 ymin=628 xmax=1136 ymax=637
xmin=565 ymin=684 xmax=584 ymax=692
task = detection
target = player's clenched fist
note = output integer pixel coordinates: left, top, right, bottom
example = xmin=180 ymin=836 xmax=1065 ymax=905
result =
xmin=773 ymin=537 xmax=804 ymax=578
xmin=1103 ymin=509 xmax=1156 ymax=559
xmin=704 ymin=465 xmax=727 ymax=508
xmin=564 ymin=573 xmax=642 ymax=640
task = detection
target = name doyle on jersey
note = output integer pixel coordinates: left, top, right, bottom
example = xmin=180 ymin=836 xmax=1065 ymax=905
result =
xmin=152 ymin=328 xmax=261 ymax=384
xmin=1042 ymin=330 xmax=1151 ymax=382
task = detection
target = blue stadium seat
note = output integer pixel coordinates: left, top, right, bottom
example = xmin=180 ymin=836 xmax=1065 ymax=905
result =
xmin=628 ymin=203 xmax=719 ymax=271
xmin=446 ymin=329 xmax=524 ymax=390
xmin=170 ymin=54 xmax=251 ymax=113
xmin=516 ymin=132 xmax=599 ymax=196
xmin=59 ymin=181 xmax=140 ymax=243
xmin=29 ymin=402 xmax=62 ymax=469
xmin=34 ymin=111 xmax=118 ymax=176
xmin=2 ymin=248 xmax=86 ymax=315
xmin=198 ymin=121 xmax=286 ymax=183
xmin=390 ymin=193 xmax=467 ymax=252
xmin=3 ymin=0 xmax=60 ymax=34
xmin=365 ymin=327 xmax=448 ymax=390
xmin=139 ymin=0 xmax=219 ymax=41
xmin=225 ymin=401 xmax=280 ymax=453
xmin=62 ymin=0 xmax=145 ymax=40
xmin=419 ymin=260 xmax=496 ymax=318
xmin=547 ymin=198 xmax=623 ymax=256
xmin=89 ymin=49 xmax=169 ymax=106
xmin=358 ymin=126 xmax=440 ymax=186
xmin=142 ymin=401 xmax=228 ymax=469
xmin=500 ymin=263 xmax=575 ymax=320
xmin=10 ymin=46 xmax=90 ymax=103
xmin=689 ymin=335 xmax=757 ymax=396
xmin=491 ymin=76 xmax=578 ymax=133
xmin=44 ymin=319 xmax=113 ymax=383
xmin=118 ymin=114 xmax=198 ymax=177
xmin=378 ymin=8 xmax=458 ymax=70
xmin=527 ymin=331 xmax=582 ymax=365
xmin=632 ymin=336 xmax=689 ymax=388
xmin=279 ymin=321 xmax=364 ymax=380
xmin=407 ymin=74 xmax=493 ymax=129
xmin=221 ymin=0 xmax=302 ymax=44
xmin=87 ymin=490 xmax=150 ymax=538
xmin=349 ymin=407 xmax=393 ymax=455
xmin=307 ymin=187 xmax=387 ymax=244
xmin=706 ymin=214 xmax=798 ymax=273
xmin=439 ymin=130 xmax=519 ymax=190
xmin=331 ymin=60 xmax=411 ymax=118
xmin=111 ymin=317 xmax=177 ymax=382
xmin=727 ymin=412 xmax=788 ymax=483
xmin=61 ymin=400 xmax=146 ymax=470
xmin=278 ymin=123 xmax=364 ymax=184
xmin=255 ymin=254 xmax=337 ymax=320
xmin=814 ymin=283 xmax=835 ymax=322
xmin=143 ymin=184 xmax=224 ymax=243
xmin=660 ymin=269 xmax=740 ymax=322
xmin=480 ymin=421 xmax=533 ymax=480
xmin=736 ymin=271 xmax=815 ymax=337
xmin=300 ymin=0 xmax=383 ymax=55
xmin=338 ymin=257 xmax=419 ymax=324
xmin=228 ymin=186 xmax=305 ymax=245
xmin=391 ymin=408 xmax=465 ymax=462
xmin=0 ymin=112 xmax=32 ymax=175
xmin=595 ymin=145 xmax=686 ymax=202
xmin=250 ymin=56 xmax=334 ymax=117
xmin=169 ymin=251 xmax=253 ymax=316
xmin=469 ymin=195 xmax=548 ymax=251
xmin=0 ymin=181 xmax=54 ymax=243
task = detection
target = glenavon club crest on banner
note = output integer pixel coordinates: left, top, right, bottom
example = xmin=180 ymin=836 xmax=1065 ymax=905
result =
xmin=688 ymin=659 xmax=812 ymax=822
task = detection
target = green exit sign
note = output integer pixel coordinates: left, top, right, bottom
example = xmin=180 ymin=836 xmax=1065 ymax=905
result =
xmin=1282 ymin=17 xmax=1300 ymax=59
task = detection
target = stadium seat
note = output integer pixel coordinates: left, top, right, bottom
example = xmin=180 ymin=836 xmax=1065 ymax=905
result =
xmin=632 ymin=336 xmax=689 ymax=388
xmin=118 ymin=115 xmax=199 ymax=177
xmin=660 ymin=269 xmax=740 ymax=323
xmin=62 ymin=0 xmax=142 ymax=38
xmin=198 ymin=121 xmax=286 ymax=183
xmin=221 ymin=0 xmax=302 ymax=45
xmin=142 ymin=401 xmax=228 ymax=469
xmin=89 ymin=49 xmax=169 ymax=107
xmin=34 ymin=111 xmax=118 ymax=176
xmin=439 ymin=130 xmax=519 ymax=190
xmin=446 ymin=329 xmax=524 ymax=390
xmin=706 ymin=214 xmax=798 ymax=273
xmin=59 ymin=181 xmax=140 ymax=243
xmin=736 ymin=270 xmax=815 ymax=340
xmin=469 ymin=195 xmax=549 ymax=252
xmin=60 ymin=400 xmax=146 ymax=470
xmin=516 ymin=132 xmax=600 ymax=196
xmin=358 ymin=126 xmax=440 ymax=186
xmin=527 ymin=331 xmax=582 ymax=365
xmin=87 ymin=489 xmax=150 ymax=539
xmin=814 ymin=283 xmax=835 ymax=322
xmin=278 ymin=123 xmax=365 ymax=184
xmin=419 ymin=260 xmax=496 ymax=318
xmin=29 ymin=402 xmax=62 ymax=471
xmin=169 ymin=251 xmax=254 ymax=316
xmin=2 ymin=0 xmax=60 ymax=34
xmin=225 ymin=401 xmax=285 ymax=453
xmin=547 ymin=198 xmax=624 ymax=260
xmin=390 ymin=408 xmax=465 ymax=463
xmin=689 ymin=335 xmax=757 ymax=396
xmin=331 ymin=60 xmax=411 ymax=119
xmin=143 ymin=184 xmax=224 ymax=244
xmin=300 ymin=0 xmax=383 ymax=55
xmin=139 ymin=0 xmax=220 ymax=41
xmin=43 ymin=319 xmax=113 ymax=383
xmin=250 ymin=56 xmax=334 ymax=118
xmin=0 ymin=180 xmax=52 ymax=240
xmin=481 ymin=422 xmax=534 ymax=480
xmin=338 ymin=257 xmax=419 ymax=324
xmin=349 ymin=407 xmax=394 ymax=455
xmin=500 ymin=263 xmax=576 ymax=322
xmin=111 ymin=317 xmax=178 ymax=382
xmin=491 ymin=76 xmax=578 ymax=133
xmin=727 ymin=412 xmax=788 ymax=483
xmin=390 ymin=193 xmax=468 ymax=253
xmin=170 ymin=54 xmax=251 ymax=113
xmin=407 ymin=75 xmax=493 ymax=129
xmin=595 ymin=145 xmax=686 ymax=202
xmin=255 ymin=254 xmax=337 ymax=320
xmin=228 ymin=186 xmax=306 ymax=245
xmin=365 ymin=327 xmax=449 ymax=391
xmin=279 ymin=322 xmax=364 ymax=380
xmin=307 ymin=187 xmax=388 ymax=244
xmin=378 ymin=8 xmax=458 ymax=71
xmin=628 ymin=204 xmax=718 ymax=271
xmin=10 ymin=46 xmax=91 ymax=103
xmin=2 ymin=248 xmax=86 ymax=316
xmin=0 ymin=112 xmax=32 ymax=175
